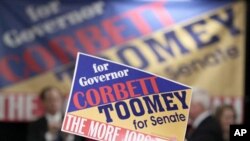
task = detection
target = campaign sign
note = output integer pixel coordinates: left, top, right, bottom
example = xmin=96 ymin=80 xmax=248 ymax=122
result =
xmin=62 ymin=52 xmax=192 ymax=141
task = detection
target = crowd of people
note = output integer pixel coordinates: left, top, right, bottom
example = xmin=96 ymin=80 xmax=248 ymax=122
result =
xmin=28 ymin=86 xmax=237 ymax=141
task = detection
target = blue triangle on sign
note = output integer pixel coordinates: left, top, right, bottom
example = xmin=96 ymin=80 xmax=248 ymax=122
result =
xmin=67 ymin=52 xmax=190 ymax=113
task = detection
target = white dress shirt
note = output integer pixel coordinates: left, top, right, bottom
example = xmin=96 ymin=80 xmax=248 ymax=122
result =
xmin=45 ymin=112 xmax=74 ymax=141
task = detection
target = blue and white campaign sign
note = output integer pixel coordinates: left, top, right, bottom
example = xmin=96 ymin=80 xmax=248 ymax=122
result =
xmin=62 ymin=52 xmax=192 ymax=141
xmin=0 ymin=0 xmax=244 ymax=124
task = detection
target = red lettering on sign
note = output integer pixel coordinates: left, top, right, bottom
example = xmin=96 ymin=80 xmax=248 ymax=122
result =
xmin=76 ymin=26 xmax=111 ymax=54
xmin=49 ymin=35 xmax=78 ymax=64
xmin=0 ymin=55 xmax=21 ymax=82
xmin=24 ymin=45 xmax=56 ymax=73
xmin=99 ymin=86 xmax=116 ymax=103
xmin=73 ymin=77 xmax=159 ymax=109
xmin=73 ymin=92 xmax=87 ymax=109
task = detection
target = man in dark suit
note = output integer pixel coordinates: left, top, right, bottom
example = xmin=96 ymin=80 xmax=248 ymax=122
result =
xmin=186 ymin=88 xmax=223 ymax=141
xmin=27 ymin=86 xmax=94 ymax=141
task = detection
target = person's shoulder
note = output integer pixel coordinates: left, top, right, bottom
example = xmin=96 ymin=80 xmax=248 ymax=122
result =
xmin=199 ymin=115 xmax=221 ymax=130
xmin=203 ymin=115 xmax=218 ymax=124
xmin=30 ymin=116 xmax=47 ymax=126
xmin=194 ymin=116 xmax=223 ymax=141
xmin=27 ymin=116 xmax=48 ymax=134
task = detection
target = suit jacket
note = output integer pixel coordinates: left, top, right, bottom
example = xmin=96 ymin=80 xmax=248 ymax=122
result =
xmin=27 ymin=116 xmax=89 ymax=141
xmin=187 ymin=116 xmax=223 ymax=141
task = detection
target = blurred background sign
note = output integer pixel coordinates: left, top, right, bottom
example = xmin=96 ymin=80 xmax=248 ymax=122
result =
xmin=0 ymin=0 xmax=245 ymax=124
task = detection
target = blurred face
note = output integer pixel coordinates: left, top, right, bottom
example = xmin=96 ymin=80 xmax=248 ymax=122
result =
xmin=189 ymin=102 xmax=204 ymax=121
xmin=220 ymin=108 xmax=236 ymax=132
xmin=43 ymin=88 xmax=63 ymax=115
